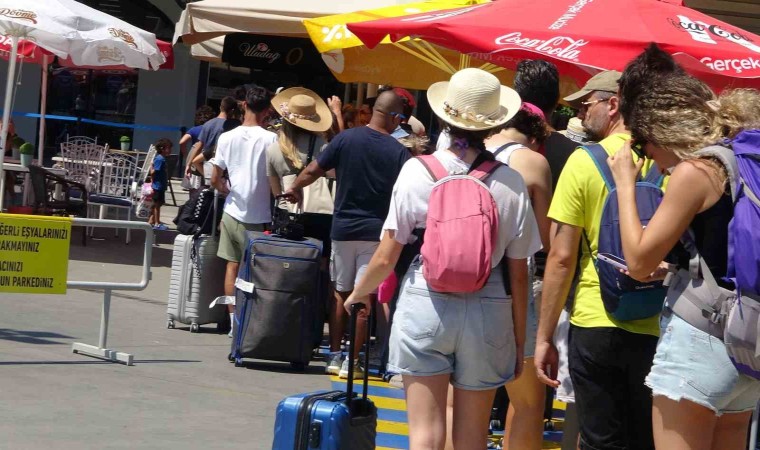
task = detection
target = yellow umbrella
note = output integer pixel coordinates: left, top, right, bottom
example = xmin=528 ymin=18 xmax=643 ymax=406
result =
xmin=304 ymin=0 xmax=580 ymax=94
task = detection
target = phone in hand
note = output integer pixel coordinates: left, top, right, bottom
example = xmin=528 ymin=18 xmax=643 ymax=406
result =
xmin=598 ymin=253 xmax=628 ymax=271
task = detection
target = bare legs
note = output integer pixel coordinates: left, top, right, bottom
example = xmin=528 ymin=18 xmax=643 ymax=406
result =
xmin=504 ymin=356 xmax=545 ymax=450
xmin=407 ymin=375 xmax=495 ymax=450
xmin=652 ymin=396 xmax=752 ymax=450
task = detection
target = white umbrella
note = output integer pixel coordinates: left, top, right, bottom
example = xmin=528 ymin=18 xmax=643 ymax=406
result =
xmin=0 ymin=0 xmax=165 ymax=207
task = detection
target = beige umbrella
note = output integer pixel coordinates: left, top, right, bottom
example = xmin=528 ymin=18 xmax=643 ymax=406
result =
xmin=173 ymin=0 xmax=420 ymax=46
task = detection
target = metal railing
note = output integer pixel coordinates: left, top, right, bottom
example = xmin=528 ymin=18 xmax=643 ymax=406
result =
xmin=69 ymin=218 xmax=153 ymax=366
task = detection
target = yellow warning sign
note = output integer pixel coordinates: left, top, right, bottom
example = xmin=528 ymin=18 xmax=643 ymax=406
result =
xmin=0 ymin=214 xmax=71 ymax=294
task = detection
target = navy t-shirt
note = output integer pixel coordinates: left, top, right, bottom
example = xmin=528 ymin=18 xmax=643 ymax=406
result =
xmin=187 ymin=125 xmax=202 ymax=146
xmin=317 ymin=126 xmax=410 ymax=241
xmin=199 ymin=117 xmax=241 ymax=159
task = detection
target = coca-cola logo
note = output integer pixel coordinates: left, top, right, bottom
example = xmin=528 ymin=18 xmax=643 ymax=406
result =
xmin=494 ymin=32 xmax=588 ymax=62
xmin=0 ymin=9 xmax=37 ymax=24
xmin=668 ymin=17 xmax=753 ymax=43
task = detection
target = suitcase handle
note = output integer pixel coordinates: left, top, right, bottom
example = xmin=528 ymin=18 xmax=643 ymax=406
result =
xmin=346 ymin=303 xmax=371 ymax=409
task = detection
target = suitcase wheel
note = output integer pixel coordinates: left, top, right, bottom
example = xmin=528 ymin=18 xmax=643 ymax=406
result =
xmin=489 ymin=419 xmax=504 ymax=432
xmin=234 ymin=358 xmax=243 ymax=367
xmin=544 ymin=421 xmax=555 ymax=432
xmin=190 ymin=323 xmax=200 ymax=333
xmin=167 ymin=320 xmax=175 ymax=329
xmin=227 ymin=353 xmax=235 ymax=362
xmin=290 ymin=362 xmax=306 ymax=371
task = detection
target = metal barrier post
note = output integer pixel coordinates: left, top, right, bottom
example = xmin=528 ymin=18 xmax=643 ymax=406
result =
xmin=69 ymin=218 xmax=153 ymax=366
xmin=750 ymin=400 xmax=759 ymax=450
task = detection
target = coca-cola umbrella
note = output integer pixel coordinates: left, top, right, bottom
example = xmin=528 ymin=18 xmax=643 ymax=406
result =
xmin=0 ymin=0 xmax=165 ymax=206
xmin=346 ymin=0 xmax=760 ymax=90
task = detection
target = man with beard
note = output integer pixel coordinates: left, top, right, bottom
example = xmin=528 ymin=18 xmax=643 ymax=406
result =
xmin=534 ymin=70 xmax=661 ymax=450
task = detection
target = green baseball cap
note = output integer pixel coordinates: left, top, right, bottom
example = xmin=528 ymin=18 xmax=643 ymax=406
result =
xmin=564 ymin=70 xmax=622 ymax=105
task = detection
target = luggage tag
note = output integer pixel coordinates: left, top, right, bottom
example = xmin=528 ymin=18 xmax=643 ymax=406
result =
xmin=234 ymin=278 xmax=254 ymax=293
xmin=209 ymin=295 xmax=236 ymax=308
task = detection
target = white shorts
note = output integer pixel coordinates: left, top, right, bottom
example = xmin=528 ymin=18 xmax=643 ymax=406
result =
xmin=330 ymin=240 xmax=379 ymax=292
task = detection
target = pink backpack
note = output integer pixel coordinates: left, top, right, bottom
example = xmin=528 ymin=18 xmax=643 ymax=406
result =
xmin=417 ymin=155 xmax=501 ymax=293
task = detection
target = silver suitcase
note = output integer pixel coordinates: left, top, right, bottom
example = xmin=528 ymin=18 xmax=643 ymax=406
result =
xmin=167 ymin=191 xmax=227 ymax=332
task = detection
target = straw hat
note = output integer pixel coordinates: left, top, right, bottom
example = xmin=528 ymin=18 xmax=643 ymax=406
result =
xmin=271 ymin=87 xmax=333 ymax=133
xmin=427 ymin=68 xmax=521 ymax=131
xmin=561 ymin=117 xmax=588 ymax=143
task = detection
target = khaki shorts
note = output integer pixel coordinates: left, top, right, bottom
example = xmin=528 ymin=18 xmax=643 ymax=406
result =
xmin=330 ymin=240 xmax=379 ymax=292
xmin=217 ymin=212 xmax=266 ymax=263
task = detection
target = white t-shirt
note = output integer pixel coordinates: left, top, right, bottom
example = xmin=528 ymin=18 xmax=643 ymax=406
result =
xmin=212 ymin=125 xmax=277 ymax=224
xmin=383 ymin=150 xmax=542 ymax=264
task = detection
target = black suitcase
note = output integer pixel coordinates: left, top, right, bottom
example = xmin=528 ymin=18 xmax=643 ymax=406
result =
xmin=231 ymin=231 xmax=324 ymax=370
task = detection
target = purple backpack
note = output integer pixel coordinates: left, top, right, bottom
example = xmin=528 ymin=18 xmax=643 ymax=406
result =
xmin=665 ymin=132 xmax=760 ymax=379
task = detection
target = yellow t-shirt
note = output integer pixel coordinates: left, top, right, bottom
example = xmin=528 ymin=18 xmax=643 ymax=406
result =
xmin=547 ymin=133 xmax=661 ymax=336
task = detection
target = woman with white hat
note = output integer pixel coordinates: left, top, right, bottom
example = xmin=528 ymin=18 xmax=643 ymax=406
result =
xmin=267 ymin=87 xmax=335 ymax=259
xmin=344 ymin=69 xmax=541 ymax=449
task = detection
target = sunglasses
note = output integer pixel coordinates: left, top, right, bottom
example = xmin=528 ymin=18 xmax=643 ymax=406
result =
xmin=631 ymin=139 xmax=647 ymax=159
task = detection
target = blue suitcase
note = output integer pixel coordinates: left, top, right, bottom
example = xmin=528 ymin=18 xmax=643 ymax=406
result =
xmin=272 ymin=304 xmax=377 ymax=450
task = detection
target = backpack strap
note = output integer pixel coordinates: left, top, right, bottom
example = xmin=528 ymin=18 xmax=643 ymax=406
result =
xmin=582 ymin=144 xmax=615 ymax=190
xmin=694 ymin=145 xmax=740 ymax=202
xmin=643 ymin=163 xmax=665 ymax=187
xmin=469 ymin=159 xmax=501 ymax=181
xmin=417 ymin=154 xmax=450 ymax=182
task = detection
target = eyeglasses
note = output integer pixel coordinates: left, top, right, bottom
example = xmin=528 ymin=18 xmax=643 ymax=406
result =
xmin=389 ymin=112 xmax=408 ymax=120
xmin=631 ymin=139 xmax=647 ymax=159
xmin=580 ymin=98 xmax=610 ymax=108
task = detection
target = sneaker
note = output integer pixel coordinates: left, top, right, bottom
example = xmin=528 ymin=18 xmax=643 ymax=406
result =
xmin=338 ymin=358 xmax=364 ymax=379
xmin=153 ymin=224 xmax=168 ymax=231
xmin=228 ymin=328 xmax=233 ymax=338
xmin=325 ymin=352 xmax=343 ymax=375
xmin=388 ymin=374 xmax=403 ymax=389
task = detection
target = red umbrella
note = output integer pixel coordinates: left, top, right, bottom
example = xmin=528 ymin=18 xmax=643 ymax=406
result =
xmin=346 ymin=0 xmax=760 ymax=90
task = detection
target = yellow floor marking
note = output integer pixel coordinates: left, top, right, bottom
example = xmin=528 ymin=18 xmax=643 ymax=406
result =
xmin=371 ymin=395 xmax=407 ymax=411
xmin=329 ymin=375 xmax=393 ymax=388
xmin=377 ymin=419 xmax=409 ymax=436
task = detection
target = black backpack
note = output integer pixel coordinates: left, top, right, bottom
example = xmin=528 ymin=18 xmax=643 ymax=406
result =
xmin=174 ymin=188 xmax=224 ymax=236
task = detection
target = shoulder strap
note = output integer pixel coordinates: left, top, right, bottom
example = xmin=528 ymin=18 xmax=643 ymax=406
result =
xmin=305 ymin=134 xmax=318 ymax=166
xmin=695 ymin=145 xmax=739 ymax=202
xmin=469 ymin=159 xmax=501 ymax=181
xmin=582 ymin=144 xmax=615 ymax=190
xmin=416 ymin=154 xmax=449 ymax=182
xmin=643 ymin=162 xmax=665 ymax=187
xmin=492 ymin=142 xmax=522 ymax=164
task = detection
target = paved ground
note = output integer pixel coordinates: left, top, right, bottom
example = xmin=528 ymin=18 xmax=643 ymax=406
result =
xmin=0 ymin=182 xmax=330 ymax=449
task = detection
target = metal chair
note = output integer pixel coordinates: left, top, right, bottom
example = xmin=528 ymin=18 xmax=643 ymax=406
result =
xmin=28 ymin=165 xmax=88 ymax=246
xmin=88 ymin=152 xmax=139 ymax=244
xmin=60 ymin=139 xmax=108 ymax=191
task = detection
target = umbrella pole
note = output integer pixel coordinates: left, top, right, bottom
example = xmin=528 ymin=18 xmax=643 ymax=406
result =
xmin=37 ymin=54 xmax=49 ymax=165
xmin=0 ymin=35 xmax=19 ymax=211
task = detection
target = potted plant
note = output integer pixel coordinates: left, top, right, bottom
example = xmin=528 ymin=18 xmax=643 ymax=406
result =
xmin=10 ymin=135 xmax=24 ymax=159
xmin=119 ymin=135 xmax=131 ymax=151
xmin=19 ymin=142 xmax=34 ymax=167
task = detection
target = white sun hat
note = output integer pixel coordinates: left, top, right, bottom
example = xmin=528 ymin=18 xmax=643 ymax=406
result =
xmin=427 ymin=68 xmax=521 ymax=131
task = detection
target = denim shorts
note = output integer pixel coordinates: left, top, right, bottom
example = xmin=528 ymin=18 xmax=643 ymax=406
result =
xmin=387 ymin=259 xmax=517 ymax=390
xmin=646 ymin=311 xmax=760 ymax=415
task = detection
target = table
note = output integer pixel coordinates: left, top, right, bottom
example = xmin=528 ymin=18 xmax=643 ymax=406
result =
xmin=3 ymin=161 xmax=67 ymax=207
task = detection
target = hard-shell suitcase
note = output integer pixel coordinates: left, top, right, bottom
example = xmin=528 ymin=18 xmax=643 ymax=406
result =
xmin=272 ymin=304 xmax=377 ymax=450
xmin=231 ymin=231 xmax=324 ymax=369
xmin=166 ymin=190 xmax=227 ymax=332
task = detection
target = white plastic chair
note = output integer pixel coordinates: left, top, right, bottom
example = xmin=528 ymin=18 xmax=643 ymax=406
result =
xmin=88 ymin=151 xmax=139 ymax=243
xmin=132 ymin=145 xmax=156 ymax=202
xmin=60 ymin=140 xmax=108 ymax=192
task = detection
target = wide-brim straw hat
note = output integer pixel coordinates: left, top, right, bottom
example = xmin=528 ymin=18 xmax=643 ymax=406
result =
xmin=271 ymin=87 xmax=333 ymax=133
xmin=427 ymin=68 xmax=521 ymax=131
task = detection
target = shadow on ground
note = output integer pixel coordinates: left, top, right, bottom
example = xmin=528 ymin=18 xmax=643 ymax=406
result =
xmin=0 ymin=329 xmax=75 ymax=345
xmin=69 ymin=229 xmax=174 ymax=268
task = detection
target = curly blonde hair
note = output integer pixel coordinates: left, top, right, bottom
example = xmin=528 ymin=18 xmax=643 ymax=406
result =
xmin=630 ymin=76 xmax=760 ymax=159
xmin=277 ymin=121 xmax=307 ymax=170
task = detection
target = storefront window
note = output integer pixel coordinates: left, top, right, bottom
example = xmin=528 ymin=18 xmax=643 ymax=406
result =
xmin=45 ymin=65 xmax=139 ymax=151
